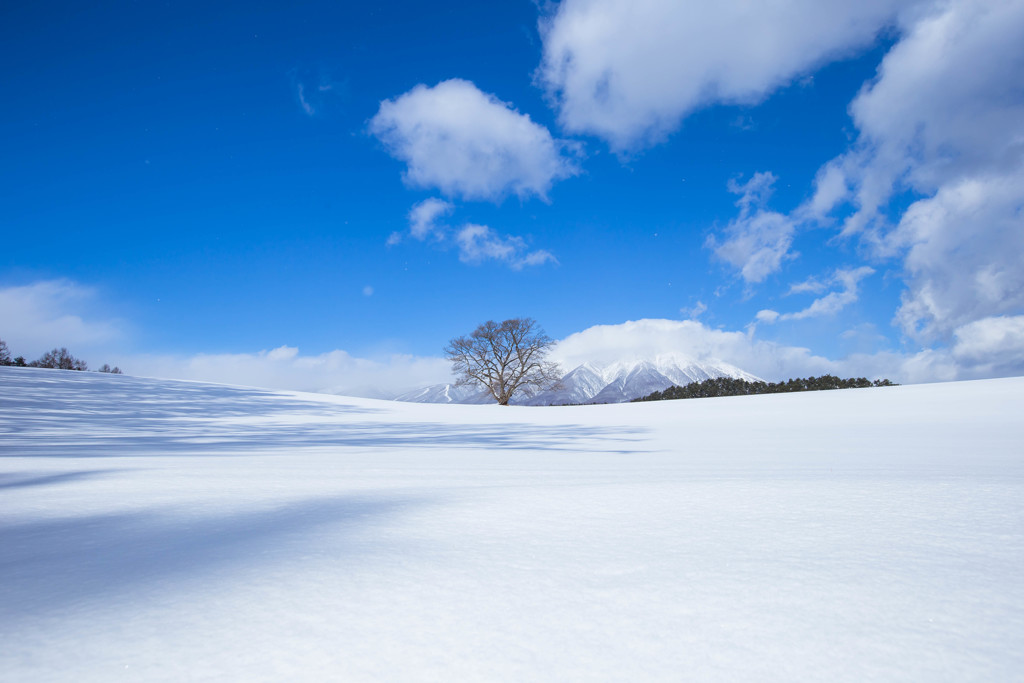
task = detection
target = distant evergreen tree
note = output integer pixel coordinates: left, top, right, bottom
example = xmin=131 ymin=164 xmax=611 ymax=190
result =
xmin=634 ymin=375 xmax=898 ymax=402
xmin=98 ymin=364 xmax=123 ymax=374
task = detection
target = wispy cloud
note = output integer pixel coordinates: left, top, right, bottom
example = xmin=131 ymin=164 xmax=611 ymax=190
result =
xmin=759 ymin=266 xmax=875 ymax=323
xmin=455 ymin=224 xmax=557 ymax=270
xmin=706 ymin=172 xmax=797 ymax=283
xmin=296 ymin=83 xmax=315 ymax=116
xmin=388 ymin=200 xmax=556 ymax=270
xmin=293 ymin=70 xmax=344 ymax=117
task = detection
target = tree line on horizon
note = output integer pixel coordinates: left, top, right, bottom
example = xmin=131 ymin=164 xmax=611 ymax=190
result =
xmin=633 ymin=375 xmax=898 ymax=402
xmin=0 ymin=338 xmax=122 ymax=374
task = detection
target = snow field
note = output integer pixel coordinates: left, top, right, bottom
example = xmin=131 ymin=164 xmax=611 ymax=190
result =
xmin=1 ymin=367 xmax=1023 ymax=680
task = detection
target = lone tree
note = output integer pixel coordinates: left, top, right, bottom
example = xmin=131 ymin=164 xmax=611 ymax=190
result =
xmin=445 ymin=317 xmax=562 ymax=405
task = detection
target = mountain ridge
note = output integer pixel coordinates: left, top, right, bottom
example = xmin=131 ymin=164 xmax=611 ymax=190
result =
xmin=394 ymin=355 xmax=762 ymax=405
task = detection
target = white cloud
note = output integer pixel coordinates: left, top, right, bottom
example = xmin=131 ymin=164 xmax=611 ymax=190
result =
xmin=0 ymin=281 xmax=454 ymax=397
xmin=293 ymin=73 xmax=342 ymax=117
xmin=369 ymin=79 xmax=580 ymax=202
xmin=297 ymin=83 xmax=315 ymax=116
xmin=951 ymin=315 xmax=1024 ymax=367
xmin=390 ymin=199 xmax=556 ymax=270
xmin=805 ymin=0 xmax=1024 ymax=343
xmin=0 ymin=280 xmax=125 ymax=359
xmin=767 ymin=266 xmax=875 ymax=322
xmin=682 ymin=301 xmax=707 ymax=319
xmin=136 ymin=318 xmax=1022 ymax=394
xmin=537 ymin=0 xmax=911 ymax=151
xmin=455 ymin=224 xmax=557 ymax=270
xmin=551 ymin=318 xmax=835 ymax=380
xmin=550 ymin=317 xmax=1024 ymax=385
xmin=706 ymin=173 xmax=796 ymax=283
xmin=891 ymin=170 xmax=1024 ymax=340
xmin=787 ymin=277 xmax=828 ymax=296
xmin=407 ymin=198 xmax=453 ymax=241
xmin=126 ymin=347 xmax=454 ymax=399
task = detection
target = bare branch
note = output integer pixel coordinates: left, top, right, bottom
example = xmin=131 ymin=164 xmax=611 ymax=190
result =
xmin=444 ymin=318 xmax=562 ymax=405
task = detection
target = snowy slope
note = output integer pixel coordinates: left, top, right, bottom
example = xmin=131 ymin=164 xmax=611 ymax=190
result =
xmin=2 ymin=366 xmax=1024 ymax=681
xmin=392 ymin=382 xmax=492 ymax=404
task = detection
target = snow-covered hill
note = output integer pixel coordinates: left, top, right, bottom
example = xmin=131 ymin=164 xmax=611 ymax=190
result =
xmin=392 ymin=382 xmax=492 ymax=404
xmin=398 ymin=354 xmax=762 ymax=405
xmin=2 ymin=366 xmax=1023 ymax=680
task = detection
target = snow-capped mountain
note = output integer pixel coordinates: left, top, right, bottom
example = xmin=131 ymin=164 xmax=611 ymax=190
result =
xmin=395 ymin=354 xmax=762 ymax=405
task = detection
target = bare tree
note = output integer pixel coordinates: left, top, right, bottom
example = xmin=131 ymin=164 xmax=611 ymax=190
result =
xmin=0 ymin=339 xmax=11 ymax=366
xmin=98 ymin=364 xmax=123 ymax=374
xmin=445 ymin=318 xmax=562 ymax=405
xmin=31 ymin=347 xmax=88 ymax=371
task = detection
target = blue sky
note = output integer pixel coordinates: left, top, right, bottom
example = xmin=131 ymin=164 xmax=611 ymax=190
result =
xmin=3 ymin=0 xmax=1023 ymax=395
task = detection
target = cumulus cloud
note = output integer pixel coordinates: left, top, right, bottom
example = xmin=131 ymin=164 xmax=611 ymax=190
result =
xmin=891 ymin=170 xmax=1024 ymax=340
xmin=706 ymin=172 xmax=797 ymax=283
xmin=551 ymin=318 xmax=834 ymax=380
xmin=537 ymin=0 xmax=911 ymax=151
xmin=369 ymin=79 xmax=580 ymax=202
xmin=951 ymin=315 xmax=1024 ymax=373
xmin=550 ymin=317 xmax=1024 ymax=385
xmin=807 ymin=0 xmax=1024 ymax=342
xmin=405 ymin=197 xmax=453 ymax=242
xmin=0 ymin=280 xmax=125 ymax=359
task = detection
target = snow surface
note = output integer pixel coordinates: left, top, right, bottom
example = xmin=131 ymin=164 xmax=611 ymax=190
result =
xmin=2 ymin=366 xmax=1023 ymax=681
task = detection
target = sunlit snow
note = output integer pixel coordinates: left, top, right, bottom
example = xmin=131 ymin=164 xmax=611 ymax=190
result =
xmin=2 ymin=367 xmax=1023 ymax=680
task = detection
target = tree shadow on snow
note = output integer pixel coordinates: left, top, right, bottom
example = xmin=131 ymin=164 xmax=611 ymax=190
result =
xmin=1 ymin=368 xmax=650 ymax=457
xmin=0 ymin=469 xmax=125 ymax=490
xmin=2 ymin=421 xmax=649 ymax=457
xmin=0 ymin=494 xmax=424 ymax=622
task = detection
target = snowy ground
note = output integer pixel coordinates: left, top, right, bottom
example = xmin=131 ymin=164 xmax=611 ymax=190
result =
xmin=2 ymin=367 xmax=1023 ymax=681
